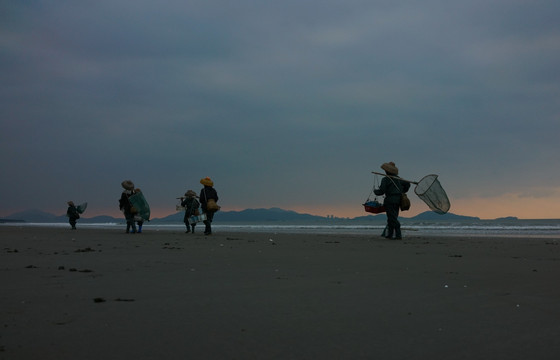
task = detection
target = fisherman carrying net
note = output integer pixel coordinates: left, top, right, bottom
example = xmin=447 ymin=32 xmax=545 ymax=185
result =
xmin=374 ymin=162 xmax=410 ymax=240
xmin=369 ymin=161 xmax=451 ymax=239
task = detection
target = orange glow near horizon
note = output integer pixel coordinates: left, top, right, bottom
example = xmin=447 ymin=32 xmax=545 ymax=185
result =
xmin=5 ymin=192 xmax=558 ymax=220
xmin=448 ymin=194 xmax=560 ymax=220
xmin=70 ymin=194 xmax=560 ymax=220
xmin=282 ymin=193 xmax=560 ymax=220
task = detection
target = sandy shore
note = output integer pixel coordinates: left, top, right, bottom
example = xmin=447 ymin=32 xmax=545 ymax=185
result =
xmin=1 ymin=226 xmax=560 ymax=360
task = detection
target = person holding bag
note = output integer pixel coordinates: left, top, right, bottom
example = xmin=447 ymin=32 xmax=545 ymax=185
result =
xmin=181 ymin=190 xmax=200 ymax=233
xmin=199 ymin=177 xmax=219 ymax=235
xmin=66 ymin=201 xmax=80 ymax=230
xmin=374 ymin=162 xmax=410 ymax=240
xmin=119 ymin=180 xmax=137 ymax=234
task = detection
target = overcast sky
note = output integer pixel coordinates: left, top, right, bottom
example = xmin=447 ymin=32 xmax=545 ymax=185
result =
xmin=1 ymin=0 xmax=559 ymax=219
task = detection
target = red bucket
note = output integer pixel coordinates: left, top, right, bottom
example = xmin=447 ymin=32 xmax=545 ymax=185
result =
xmin=363 ymin=200 xmax=385 ymax=214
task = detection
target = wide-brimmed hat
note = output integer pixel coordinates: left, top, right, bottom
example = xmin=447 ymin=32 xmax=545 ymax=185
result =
xmin=121 ymin=180 xmax=135 ymax=190
xmin=185 ymin=190 xmax=197 ymax=198
xmin=200 ymin=177 xmax=214 ymax=186
xmin=381 ymin=162 xmax=398 ymax=175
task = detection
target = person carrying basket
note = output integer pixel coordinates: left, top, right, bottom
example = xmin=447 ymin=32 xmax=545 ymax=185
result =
xmin=374 ymin=162 xmax=410 ymax=240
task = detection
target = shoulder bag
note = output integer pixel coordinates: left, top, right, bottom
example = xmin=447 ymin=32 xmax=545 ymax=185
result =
xmin=388 ymin=176 xmax=411 ymax=211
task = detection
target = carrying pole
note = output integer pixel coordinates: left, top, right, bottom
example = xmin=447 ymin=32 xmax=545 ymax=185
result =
xmin=372 ymin=171 xmax=418 ymax=185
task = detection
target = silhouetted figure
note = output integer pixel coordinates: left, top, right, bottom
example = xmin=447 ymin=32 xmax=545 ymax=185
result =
xmin=66 ymin=201 xmax=79 ymax=230
xmin=119 ymin=180 xmax=137 ymax=234
xmin=199 ymin=177 xmax=219 ymax=235
xmin=374 ymin=162 xmax=410 ymax=240
xmin=181 ymin=190 xmax=200 ymax=233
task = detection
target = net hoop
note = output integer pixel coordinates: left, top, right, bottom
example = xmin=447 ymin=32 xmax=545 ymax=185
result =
xmin=414 ymin=174 xmax=450 ymax=214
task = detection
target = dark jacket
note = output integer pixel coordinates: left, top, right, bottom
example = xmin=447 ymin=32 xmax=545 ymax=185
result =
xmin=119 ymin=191 xmax=134 ymax=215
xmin=181 ymin=197 xmax=200 ymax=217
xmin=67 ymin=205 xmax=80 ymax=220
xmin=199 ymin=186 xmax=218 ymax=211
xmin=374 ymin=176 xmax=410 ymax=204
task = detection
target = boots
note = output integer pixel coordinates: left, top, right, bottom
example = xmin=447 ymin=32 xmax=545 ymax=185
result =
xmin=203 ymin=221 xmax=211 ymax=235
xmin=126 ymin=222 xmax=136 ymax=234
xmin=381 ymin=225 xmax=388 ymax=237
xmin=385 ymin=227 xmax=394 ymax=239
xmin=395 ymin=226 xmax=402 ymax=240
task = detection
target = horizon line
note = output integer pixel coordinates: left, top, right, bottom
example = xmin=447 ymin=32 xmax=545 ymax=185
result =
xmin=3 ymin=208 xmax=560 ymax=221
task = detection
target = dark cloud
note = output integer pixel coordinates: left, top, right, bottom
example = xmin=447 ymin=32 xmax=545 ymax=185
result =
xmin=1 ymin=0 xmax=559 ymax=217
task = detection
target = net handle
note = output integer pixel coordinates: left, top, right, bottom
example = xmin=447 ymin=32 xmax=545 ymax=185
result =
xmin=371 ymin=171 xmax=418 ymax=185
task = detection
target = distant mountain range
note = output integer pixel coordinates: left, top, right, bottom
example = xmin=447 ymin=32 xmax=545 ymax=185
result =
xmin=0 ymin=207 xmax=512 ymax=224
xmin=0 ymin=209 xmax=121 ymax=224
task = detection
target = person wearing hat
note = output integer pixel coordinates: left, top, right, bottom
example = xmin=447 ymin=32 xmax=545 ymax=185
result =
xmin=119 ymin=180 xmax=137 ymax=234
xmin=66 ymin=201 xmax=80 ymax=230
xmin=180 ymin=190 xmax=200 ymax=233
xmin=374 ymin=162 xmax=410 ymax=239
xmin=199 ymin=177 xmax=219 ymax=235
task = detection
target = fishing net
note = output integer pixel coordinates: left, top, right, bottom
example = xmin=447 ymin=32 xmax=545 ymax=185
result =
xmin=414 ymin=174 xmax=450 ymax=214
xmin=129 ymin=192 xmax=151 ymax=221
xmin=77 ymin=202 xmax=87 ymax=214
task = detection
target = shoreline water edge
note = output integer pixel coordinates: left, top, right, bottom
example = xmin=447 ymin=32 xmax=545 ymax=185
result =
xmin=2 ymin=221 xmax=560 ymax=238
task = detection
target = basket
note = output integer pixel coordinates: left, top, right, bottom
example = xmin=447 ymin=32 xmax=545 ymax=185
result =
xmin=363 ymin=200 xmax=385 ymax=214
xmin=189 ymin=213 xmax=207 ymax=224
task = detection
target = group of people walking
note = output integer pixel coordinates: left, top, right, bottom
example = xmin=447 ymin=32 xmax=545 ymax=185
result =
xmin=66 ymin=176 xmax=219 ymax=236
xmin=118 ymin=180 xmax=146 ymax=234
xmin=118 ymin=176 xmax=219 ymax=235
xmin=67 ymin=163 xmax=410 ymax=240
xmin=179 ymin=177 xmax=219 ymax=235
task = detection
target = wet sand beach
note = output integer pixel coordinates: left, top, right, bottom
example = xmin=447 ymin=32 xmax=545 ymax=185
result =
xmin=1 ymin=226 xmax=560 ymax=359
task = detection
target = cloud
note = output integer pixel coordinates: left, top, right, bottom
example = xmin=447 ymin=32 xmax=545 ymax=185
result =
xmin=1 ymin=0 xmax=560 ymax=218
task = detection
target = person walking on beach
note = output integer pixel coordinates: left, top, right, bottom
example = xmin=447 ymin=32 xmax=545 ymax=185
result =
xmin=66 ymin=201 xmax=80 ymax=230
xmin=181 ymin=190 xmax=200 ymax=233
xmin=134 ymin=188 xmax=145 ymax=233
xmin=119 ymin=180 xmax=137 ymax=234
xmin=374 ymin=162 xmax=410 ymax=240
xmin=199 ymin=177 xmax=219 ymax=235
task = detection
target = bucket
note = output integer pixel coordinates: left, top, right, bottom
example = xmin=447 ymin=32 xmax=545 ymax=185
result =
xmin=189 ymin=213 xmax=207 ymax=224
xmin=363 ymin=200 xmax=385 ymax=214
